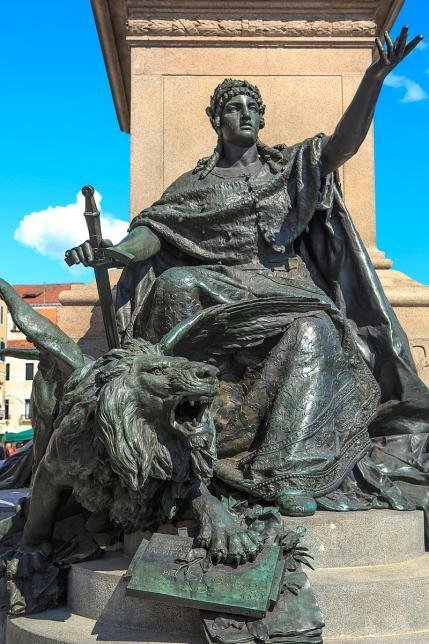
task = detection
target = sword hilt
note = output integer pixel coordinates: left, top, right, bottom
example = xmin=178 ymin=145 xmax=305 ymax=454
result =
xmin=82 ymin=185 xmax=102 ymax=248
xmin=80 ymin=185 xmax=133 ymax=267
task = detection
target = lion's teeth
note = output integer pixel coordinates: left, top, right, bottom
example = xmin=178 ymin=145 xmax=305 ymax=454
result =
xmin=190 ymin=400 xmax=195 ymax=407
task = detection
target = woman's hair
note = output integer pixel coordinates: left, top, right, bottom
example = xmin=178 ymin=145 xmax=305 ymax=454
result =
xmin=194 ymin=78 xmax=286 ymax=179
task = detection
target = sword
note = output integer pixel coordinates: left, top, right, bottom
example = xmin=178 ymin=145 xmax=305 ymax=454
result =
xmin=81 ymin=185 xmax=121 ymax=350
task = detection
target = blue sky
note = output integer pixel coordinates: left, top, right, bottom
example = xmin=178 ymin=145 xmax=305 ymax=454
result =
xmin=0 ymin=0 xmax=428 ymax=285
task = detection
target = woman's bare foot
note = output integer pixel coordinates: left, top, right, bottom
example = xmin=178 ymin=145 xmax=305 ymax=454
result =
xmin=275 ymin=490 xmax=317 ymax=517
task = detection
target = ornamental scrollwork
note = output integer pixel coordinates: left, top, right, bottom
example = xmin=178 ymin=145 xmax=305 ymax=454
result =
xmin=126 ymin=18 xmax=376 ymax=38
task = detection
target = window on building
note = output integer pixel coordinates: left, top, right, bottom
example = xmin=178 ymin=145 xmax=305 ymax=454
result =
xmin=5 ymin=363 xmax=10 ymax=380
xmin=25 ymin=363 xmax=34 ymax=380
xmin=4 ymin=400 xmax=9 ymax=420
xmin=24 ymin=399 xmax=31 ymax=419
xmin=0 ymin=341 xmax=4 ymax=362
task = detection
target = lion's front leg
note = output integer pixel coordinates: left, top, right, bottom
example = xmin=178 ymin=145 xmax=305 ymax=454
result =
xmin=1 ymin=460 xmax=69 ymax=615
xmin=21 ymin=461 xmax=67 ymax=548
xmin=190 ymin=482 xmax=265 ymax=566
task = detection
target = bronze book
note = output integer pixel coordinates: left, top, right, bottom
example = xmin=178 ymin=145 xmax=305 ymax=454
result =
xmin=126 ymin=532 xmax=285 ymax=618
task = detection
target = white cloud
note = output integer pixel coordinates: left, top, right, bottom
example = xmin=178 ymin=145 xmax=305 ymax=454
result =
xmin=14 ymin=191 xmax=129 ymax=272
xmin=384 ymin=74 xmax=428 ymax=103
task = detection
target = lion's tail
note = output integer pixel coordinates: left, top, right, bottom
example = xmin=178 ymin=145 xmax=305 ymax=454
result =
xmin=0 ymin=278 xmax=84 ymax=371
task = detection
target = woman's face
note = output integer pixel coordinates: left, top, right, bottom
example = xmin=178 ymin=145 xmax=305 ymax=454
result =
xmin=220 ymin=94 xmax=261 ymax=147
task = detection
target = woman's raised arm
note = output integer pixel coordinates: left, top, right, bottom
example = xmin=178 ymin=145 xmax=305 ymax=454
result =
xmin=321 ymin=26 xmax=423 ymax=177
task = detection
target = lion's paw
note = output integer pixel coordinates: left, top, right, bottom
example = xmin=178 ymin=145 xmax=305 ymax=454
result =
xmin=194 ymin=498 xmax=265 ymax=566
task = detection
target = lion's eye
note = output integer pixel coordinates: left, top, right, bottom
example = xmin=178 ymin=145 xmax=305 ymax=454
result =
xmin=152 ymin=368 xmax=163 ymax=376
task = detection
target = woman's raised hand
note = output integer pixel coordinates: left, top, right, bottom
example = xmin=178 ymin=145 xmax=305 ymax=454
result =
xmin=373 ymin=26 xmax=423 ymax=78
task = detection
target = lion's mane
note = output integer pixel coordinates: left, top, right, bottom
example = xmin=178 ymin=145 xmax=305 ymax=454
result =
xmin=48 ymin=339 xmax=183 ymax=531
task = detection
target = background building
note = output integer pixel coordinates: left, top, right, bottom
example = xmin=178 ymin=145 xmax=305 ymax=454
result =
xmin=2 ymin=283 xmax=80 ymax=441
xmin=0 ymin=300 xmax=7 ymax=434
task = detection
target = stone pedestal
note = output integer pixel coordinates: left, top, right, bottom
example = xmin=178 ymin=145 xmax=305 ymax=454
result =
xmin=376 ymin=268 xmax=429 ymax=386
xmin=7 ymin=510 xmax=429 ymax=642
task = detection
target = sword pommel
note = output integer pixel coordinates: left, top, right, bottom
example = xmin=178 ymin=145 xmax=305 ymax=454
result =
xmin=82 ymin=185 xmax=102 ymax=247
xmin=82 ymin=184 xmax=94 ymax=197
xmin=82 ymin=185 xmax=98 ymax=218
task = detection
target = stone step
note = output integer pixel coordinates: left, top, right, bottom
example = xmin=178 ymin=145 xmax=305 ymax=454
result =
xmin=67 ymin=552 xmax=201 ymax=636
xmin=326 ymin=634 xmax=429 ymax=643
xmin=308 ymin=553 xmax=429 ymax=638
xmin=124 ymin=510 xmax=425 ymax=569
xmin=67 ymin=550 xmax=429 ymax=640
xmin=7 ymin=610 xmax=429 ymax=644
xmin=282 ymin=509 xmax=425 ymax=568
xmin=6 ymin=608 xmax=203 ymax=644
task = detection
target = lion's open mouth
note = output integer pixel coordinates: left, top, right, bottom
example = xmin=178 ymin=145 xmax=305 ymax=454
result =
xmin=171 ymin=396 xmax=212 ymax=433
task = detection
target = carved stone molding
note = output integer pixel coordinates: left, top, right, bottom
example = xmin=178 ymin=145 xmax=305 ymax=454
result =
xmin=127 ymin=18 xmax=377 ymax=38
xmin=126 ymin=0 xmax=382 ymax=19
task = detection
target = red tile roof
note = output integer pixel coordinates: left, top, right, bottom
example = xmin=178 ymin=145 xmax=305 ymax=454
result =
xmin=6 ymin=339 xmax=35 ymax=350
xmin=12 ymin=283 xmax=82 ymax=305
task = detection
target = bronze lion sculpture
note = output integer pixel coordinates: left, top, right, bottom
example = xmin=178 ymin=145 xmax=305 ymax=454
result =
xmin=0 ymin=278 xmax=267 ymax=615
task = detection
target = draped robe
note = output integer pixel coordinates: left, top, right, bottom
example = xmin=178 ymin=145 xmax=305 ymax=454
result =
xmin=116 ymin=135 xmax=429 ymax=523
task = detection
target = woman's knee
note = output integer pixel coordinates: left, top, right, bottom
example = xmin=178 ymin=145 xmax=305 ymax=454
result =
xmin=295 ymin=314 xmax=335 ymax=344
xmin=157 ymin=267 xmax=197 ymax=291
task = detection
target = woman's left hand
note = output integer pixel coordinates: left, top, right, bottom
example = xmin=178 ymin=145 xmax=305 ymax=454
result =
xmin=371 ymin=26 xmax=423 ymax=79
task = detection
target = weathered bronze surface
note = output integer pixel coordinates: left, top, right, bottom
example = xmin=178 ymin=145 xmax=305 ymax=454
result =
xmin=0 ymin=26 xmax=427 ymax=643
xmin=127 ymin=532 xmax=284 ymax=617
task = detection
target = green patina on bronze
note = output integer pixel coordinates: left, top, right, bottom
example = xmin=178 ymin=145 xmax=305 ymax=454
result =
xmin=127 ymin=532 xmax=284 ymax=618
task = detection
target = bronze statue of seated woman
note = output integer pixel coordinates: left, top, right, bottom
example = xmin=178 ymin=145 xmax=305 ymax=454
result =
xmin=66 ymin=28 xmax=429 ymax=532
xmin=1 ymin=28 xmax=429 ymax=623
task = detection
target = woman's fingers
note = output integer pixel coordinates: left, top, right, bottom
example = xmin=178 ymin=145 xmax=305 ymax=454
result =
xmin=69 ymin=249 xmax=80 ymax=265
xmin=395 ymin=25 xmax=408 ymax=58
xmin=82 ymin=241 xmax=94 ymax=263
xmin=375 ymin=38 xmax=388 ymax=65
xmin=404 ymin=34 xmax=424 ymax=58
xmin=76 ymin=246 xmax=88 ymax=266
xmin=384 ymin=31 xmax=395 ymax=60
xmin=65 ymin=240 xmax=98 ymax=266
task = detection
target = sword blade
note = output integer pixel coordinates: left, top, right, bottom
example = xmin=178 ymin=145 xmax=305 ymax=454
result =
xmin=94 ymin=266 xmax=120 ymax=350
